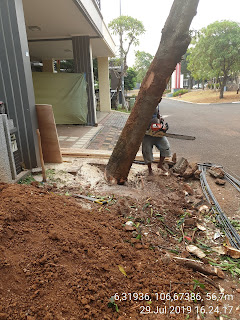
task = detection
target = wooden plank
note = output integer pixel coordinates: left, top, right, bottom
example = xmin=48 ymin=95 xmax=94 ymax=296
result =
xmin=61 ymin=148 xmax=168 ymax=162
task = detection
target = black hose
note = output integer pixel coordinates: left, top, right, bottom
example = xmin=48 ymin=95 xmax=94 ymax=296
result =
xmin=198 ymin=163 xmax=240 ymax=249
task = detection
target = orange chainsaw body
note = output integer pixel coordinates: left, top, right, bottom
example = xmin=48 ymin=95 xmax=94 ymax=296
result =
xmin=150 ymin=123 xmax=162 ymax=131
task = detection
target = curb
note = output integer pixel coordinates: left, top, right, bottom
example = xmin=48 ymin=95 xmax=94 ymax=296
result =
xmin=163 ymin=97 xmax=240 ymax=105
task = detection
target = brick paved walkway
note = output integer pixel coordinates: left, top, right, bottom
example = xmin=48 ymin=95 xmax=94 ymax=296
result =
xmin=87 ymin=112 xmax=129 ymax=151
xmin=57 ymin=124 xmax=102 ymax=149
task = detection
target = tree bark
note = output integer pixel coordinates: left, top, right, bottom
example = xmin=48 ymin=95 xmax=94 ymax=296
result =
xmin=105 ymin=0 xmax=199 ymax=184
xmin=219 ymin=75 xmax=227 ymax=99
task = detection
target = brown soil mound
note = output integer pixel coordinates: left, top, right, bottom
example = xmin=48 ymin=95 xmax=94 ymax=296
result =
xmin=0 ymin=182 xmax=213 ymax=320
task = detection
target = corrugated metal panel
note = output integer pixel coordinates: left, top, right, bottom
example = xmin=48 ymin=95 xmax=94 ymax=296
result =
xmin=0 ymin=0 xmax=38 ymax=169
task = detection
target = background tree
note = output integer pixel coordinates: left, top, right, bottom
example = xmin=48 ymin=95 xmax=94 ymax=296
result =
xmin=133 ymin=50 xmax=154 ymax=83
xmin=181 ymin=53 xmax=194 ymax=88
xmin=187 ymin=20 xmax=240 ymax=98
xmin=108 ymin=16 xmax=145 ymax=108
xmin=105 ymin=0 xmax=199 ymax=184
xmin=54 ymin=60 xmax=74 ymax=73
xmin=93 ymin=58 xmax=99 ymax=89
xmin=124 ymin=67 xmax=137 ymax=92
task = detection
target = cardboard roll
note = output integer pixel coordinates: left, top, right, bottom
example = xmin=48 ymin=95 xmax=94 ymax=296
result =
xmin=36 ymin=104 xmax=62 ymax=163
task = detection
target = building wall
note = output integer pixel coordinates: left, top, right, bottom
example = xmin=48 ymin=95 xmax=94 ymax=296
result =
xmin=0 ymin=0 xmax=39 ymax=170
xmin=97 ymin=57 xmax=111 ymax=112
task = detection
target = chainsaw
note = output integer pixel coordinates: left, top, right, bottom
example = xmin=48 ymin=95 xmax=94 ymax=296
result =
xmin=145 ymin=121 xmax=196 ymax=141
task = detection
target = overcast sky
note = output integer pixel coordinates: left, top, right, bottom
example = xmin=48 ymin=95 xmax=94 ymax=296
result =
xmin=101 ymin=0 xmax=240 ymax=66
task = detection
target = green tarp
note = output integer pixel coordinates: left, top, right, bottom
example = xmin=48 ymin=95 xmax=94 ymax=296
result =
xmin=32 ymin=73 xmax=88 ymax=124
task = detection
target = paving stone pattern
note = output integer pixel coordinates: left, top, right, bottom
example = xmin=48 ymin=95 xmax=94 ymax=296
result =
xmin=57 ymin=125 xmax=102 ymax=149
xmin=87 ymin=112 xmax=129 ymax=150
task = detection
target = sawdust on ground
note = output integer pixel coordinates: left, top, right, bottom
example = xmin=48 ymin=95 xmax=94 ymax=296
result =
xmin=0 ymin=159 xmax=240 ymax=319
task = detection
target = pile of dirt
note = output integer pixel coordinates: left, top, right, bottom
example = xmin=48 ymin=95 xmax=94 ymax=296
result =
xmin=0 ymin=162 xmax=240 ymax=319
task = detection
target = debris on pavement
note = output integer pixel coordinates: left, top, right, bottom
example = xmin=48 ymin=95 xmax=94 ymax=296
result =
xmin=215 ymin=178 xmax=226 ymax=185
xmin=208 ymin=166 xmax=225 ymax=179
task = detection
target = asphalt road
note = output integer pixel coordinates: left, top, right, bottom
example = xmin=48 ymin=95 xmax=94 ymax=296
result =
xmin=160 ymin=98 xmax=240 ymax=177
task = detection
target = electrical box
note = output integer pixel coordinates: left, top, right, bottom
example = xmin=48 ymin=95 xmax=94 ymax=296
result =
xmin=0 ymin=102 xmax=22 ymax=182
xmin=10 ymin=128 xmax=22 ymax=175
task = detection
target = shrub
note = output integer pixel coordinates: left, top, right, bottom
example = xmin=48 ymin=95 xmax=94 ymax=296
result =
xmin=210 ymin=83 xmax=220 ymax=89
xmin=164 ymin=89 xmax=171 ymax=94
xmin=173 ymin=89 xmax=188 ymax=97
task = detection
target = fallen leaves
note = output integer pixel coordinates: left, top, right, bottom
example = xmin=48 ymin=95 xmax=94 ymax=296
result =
xmin=118 ymin=265 xmax=127 ymax=277
xmin=186 ymin=245 xmax=206 ymax=259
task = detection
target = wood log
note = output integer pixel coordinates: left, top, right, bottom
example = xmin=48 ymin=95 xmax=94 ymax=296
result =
xmin=173 ymin=256 xmax=225 ymax=279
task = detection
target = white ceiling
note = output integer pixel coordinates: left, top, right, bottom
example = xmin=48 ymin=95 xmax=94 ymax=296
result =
xmin=22 ymin=0 xmax=115 ymax=60
xmin=28 ymin=38 xmax=115 ymax=60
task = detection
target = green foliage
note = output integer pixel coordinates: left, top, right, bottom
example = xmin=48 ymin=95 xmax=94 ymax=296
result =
xmin=109 ymin=57 xmax=121 ymax=67
xmin=124 ymin=67 xmax=137 ymax=91
xmin=108 ymin=296 xmax=119 ymax=312
xmin=59 ymin=60 xmax=74 ymax=73
xmin=93 ymin=58 xmax=99 ymax=86
xmin=108 ymin=16 xmax=145 ymax=105
xmin=108 ymin=16 xmax=145 ymax=57
xmin=193 ymin=279 xmax=205 ymax=291
xmin=230 ymin=219 xmax=240 ymax=231
xmin=181 ymin=52 xmax=191 ymax=78
xmin=46 ymin=168 xmax=56 ymax=178
xmin=209 ymin=256 xmax=240 ymax=277
xmin=164 ymin=89 xmax=171 ymax=94
xmin=207 ymin=83 xmax=220 ymax=89
xmin=187 ymin=20 xmax=240 ymax=97
xmin=116 ymin=106 xmax=131 ymax=113
xmin=133 ymin=50 xmax=153 ymax=83
xmin=18 ymin=175 xmax=35 ymax=185
xmin=173 ymin=89 xmax=188 ymax=97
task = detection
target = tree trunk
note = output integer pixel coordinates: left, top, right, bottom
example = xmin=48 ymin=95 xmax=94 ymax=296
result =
xmin=189 ymin=76 xmax=193 ymax=89
xmin=105 ymin=0 xmax=199 ymax=184
xmin=219 ymin=86 xmax=224 ymax=99
xmin=219 ymin=76 xmax=227 ymax=99
xmin=113 ymin=76 xmax=121 ymax=109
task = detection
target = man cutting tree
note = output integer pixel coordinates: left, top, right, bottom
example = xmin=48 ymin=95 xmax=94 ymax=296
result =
xmin=105 ymin=0 xmax=199 ymax=184
xmin=142 ymin=106 xmax=171 ymax=175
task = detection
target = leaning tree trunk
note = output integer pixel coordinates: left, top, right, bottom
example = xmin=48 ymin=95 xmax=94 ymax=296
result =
xmin=105 ymin=0 xmax=199 ymax=184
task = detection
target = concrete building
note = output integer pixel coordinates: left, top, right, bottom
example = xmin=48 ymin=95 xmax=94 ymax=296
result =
xmin=0 ymin=0 xmax=115 ymax=178
xmin=171 ymin=63 xmax=183 ymax=92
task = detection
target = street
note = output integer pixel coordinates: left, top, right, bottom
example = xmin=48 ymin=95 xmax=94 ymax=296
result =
xmin=160 ymin=98 xmax=240 ymax=177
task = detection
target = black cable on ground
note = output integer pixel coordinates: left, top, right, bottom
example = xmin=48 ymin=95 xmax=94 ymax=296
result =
xmin=198 ymin=163 xmax=240 ymax=250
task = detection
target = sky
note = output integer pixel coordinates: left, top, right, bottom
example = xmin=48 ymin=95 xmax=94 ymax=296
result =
xmin=101 ymin=0 xmax=240 ymax=66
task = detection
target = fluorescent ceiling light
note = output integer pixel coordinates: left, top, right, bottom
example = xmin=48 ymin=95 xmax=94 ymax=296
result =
xmin=28 ymin=26 xmax=41 ymax=31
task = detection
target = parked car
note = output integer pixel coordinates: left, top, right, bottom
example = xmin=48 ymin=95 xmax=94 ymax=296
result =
xmin=192 ymin=84 xmax=202 ymax=89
